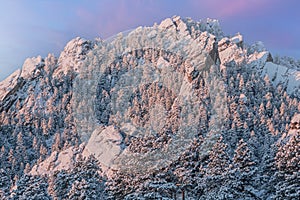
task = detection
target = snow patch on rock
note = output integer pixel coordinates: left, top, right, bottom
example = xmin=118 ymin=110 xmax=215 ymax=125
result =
xmin=20 ymin=56 xmax=44 ymax=80
xmin=0 ymin=69 xmax=21 ymax=101
xmin=159 ymin=18 xmax=175 ymax=30
xmin=54 ymin=37 xmax=98 ymax=77
xmin=218 ymin=35 xmax=245 ymax=65
xmin=30 ymin=145 xmax=84 ymax=176
xmin=230 ymin=33 xmax=243 ymax=47
xmin=82 ymin=126 xmax=123 ymax=170
xmin=262 ymin=62 xmax=300 ymax=94
xmin=247 ymin=51 xmax=272 ymax=69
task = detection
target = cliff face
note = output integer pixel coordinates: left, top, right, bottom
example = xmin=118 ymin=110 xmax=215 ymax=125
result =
xmin=0 ymin=16 xmax=299 ymax=199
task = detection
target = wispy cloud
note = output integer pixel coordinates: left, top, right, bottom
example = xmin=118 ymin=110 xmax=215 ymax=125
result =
xmin=73 ymin=0 xmax=167 ymax=38
xmin=218 ymin=0 xmax=266 ymax=17
xmin=189 ymin=0 xmax=279 ymax=18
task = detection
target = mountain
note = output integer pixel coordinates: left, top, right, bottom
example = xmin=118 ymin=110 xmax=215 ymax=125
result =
xmin=0 ymin=16 xmax=299 ymax=199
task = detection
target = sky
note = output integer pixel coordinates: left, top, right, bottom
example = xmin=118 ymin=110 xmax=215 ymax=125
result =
xmin=0 ymin=0 xmax=300 ymax=81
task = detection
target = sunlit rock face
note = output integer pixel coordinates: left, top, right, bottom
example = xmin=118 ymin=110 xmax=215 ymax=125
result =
xmin=72 ymin=16 xmax=226 ymax=174
xmin=70 ymin=16 xmax=300 ymax=175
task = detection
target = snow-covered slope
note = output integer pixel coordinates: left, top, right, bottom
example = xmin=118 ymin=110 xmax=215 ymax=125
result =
xmin=262 ymin=62 xmax=300 ymax=94
xmin=24 ymin=16 xmax=300 ymax=177
xmin=0 ymin=16 xmax=299 ymax=199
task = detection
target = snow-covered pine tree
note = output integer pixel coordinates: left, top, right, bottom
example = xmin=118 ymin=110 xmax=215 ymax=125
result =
xmin=48 ymin=170 xmax=72 ymax=199
xmin=233 ymin=139 xmax=256 ymax=172
xmin=11 ymin=174 xmax=51 ymax=200
xmin=0 ymin=168 xmax=11 ymax=198
xmin=230 ymin=139 xmax=259 ymax=199
xmin=196 ymin=137 xmax=233 ymax=199
xmin=274 ymin=131 xmax=300 ymax=199
xmin=68 ymin=154 xmax=105 ymax=199
xmin=206 ymin=136 xmax=230 ymax=175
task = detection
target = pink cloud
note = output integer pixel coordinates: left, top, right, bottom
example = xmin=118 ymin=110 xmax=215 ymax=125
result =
xmin=76 ymin=7 xmax=94 ymax=22
xmin=189 ymin=0 xmax=280 ymax=18
xmin=219 ymin=0 xmax=266 ymax=17
xmin=74 ymin=0 xmax=163 ymax=38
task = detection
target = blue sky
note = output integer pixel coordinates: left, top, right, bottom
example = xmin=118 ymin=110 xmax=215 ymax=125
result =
xmin=0 ymin=0 xmax=300 ymax=80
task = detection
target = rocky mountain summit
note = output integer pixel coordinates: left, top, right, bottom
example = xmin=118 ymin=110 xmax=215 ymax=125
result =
xmin=0 ymin=16 xmax=299 ymax=199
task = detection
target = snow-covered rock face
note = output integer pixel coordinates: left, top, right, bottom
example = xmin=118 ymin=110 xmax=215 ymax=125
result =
xmin=82 ymin=126 xmax=123 ymax=170
xmin=69 ymin=16 xmax=231 ymax=175
xmin=70 ymin=16 xmax=300 ymax=175
xmin=20 ymin=56 xmax=44 ymax=80
xmin=246 ymin=49 xmax=300 ymax=97
xmin=216 ymin=32 xmax=299 ymax=97
xmin=262 ymin=62 xmax=300 ymax=94
xmin=30 ymin=145 xmax=84 ymax=176
xmin=218 ymin=35 xmax=245 ymax=65
xmin=158 ymin=18 xmax=174 ymax=29
xmin=54 ymin=37 xmax=99 ymax=77
xmin=0 ymin=69 xmax=21 ymax=102
xmin=0 ymin=56 xmax=46 ymax=102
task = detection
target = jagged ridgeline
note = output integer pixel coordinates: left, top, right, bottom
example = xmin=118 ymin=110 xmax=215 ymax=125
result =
xmin=73 ymin=17 xmax=223 ymax=176
xmin=0 ymin=16 xmax=299 ymax=199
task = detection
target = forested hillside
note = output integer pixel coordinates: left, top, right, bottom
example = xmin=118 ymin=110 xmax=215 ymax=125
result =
xmin=0 ymin=16 xmax=299 ymax=199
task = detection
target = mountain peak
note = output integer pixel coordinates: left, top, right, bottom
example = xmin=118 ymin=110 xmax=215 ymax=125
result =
xmin=0 ymin=16 xmax=299 ymax=199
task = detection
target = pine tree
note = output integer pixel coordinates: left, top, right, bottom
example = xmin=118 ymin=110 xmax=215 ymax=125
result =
xmin=259 ymin=144 xmax=278 ymax=198
xmin=274 ymin=132 xmax=300 ymax=199
xmin=0 ymin=168 xmax=11 ymax=197
xmin=106 ymin=170 xmax=141 ymax=199
xmin=230 ymin=139 xmax=259 ymax=199
xmin=48 ymin=170 xmax=72 ymax=199
xmin=276 ymin=135 xmax=300 ymax=173
xmin=233 ymin=139 xmax=255 ymax=172
xmin=51 ymin=132 xmax=62 ymax=152
xmin=274 ymin=171 xmax=300 ymax=200
xmin=11 ymin=174 xmax=51 ymax=200
xmin=206 ymin=136 xmax=230 ymax=175
xmin=67 ymin=180 xmax=86 ymax=200
xmin=39 ymin=143 xmax=48 ymax=161
xmin=24 ymin=163 xmax=31 ymax=174
xmin=67 ymin=155 xmax=105 ymax=199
